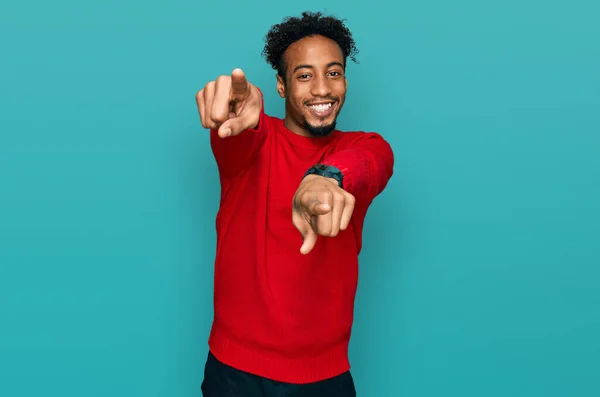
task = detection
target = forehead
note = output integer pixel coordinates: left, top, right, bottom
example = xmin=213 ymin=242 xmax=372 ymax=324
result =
xmin=284 ymin=35 xmax=344 ymax=69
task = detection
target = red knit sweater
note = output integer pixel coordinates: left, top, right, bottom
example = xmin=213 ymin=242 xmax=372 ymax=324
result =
xmin=207 ymin=93 xmax=394 ymax=384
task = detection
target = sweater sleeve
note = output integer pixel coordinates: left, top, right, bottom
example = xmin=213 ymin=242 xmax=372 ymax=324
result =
xmin=209 ymin=88 xmax=268 ymax=179
xmin=320 ymin=132 xmax=394 ymax=203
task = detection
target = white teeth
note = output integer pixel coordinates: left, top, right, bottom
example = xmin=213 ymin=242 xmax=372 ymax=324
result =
xmin=309 ymin=103 xmax=333 ymax=113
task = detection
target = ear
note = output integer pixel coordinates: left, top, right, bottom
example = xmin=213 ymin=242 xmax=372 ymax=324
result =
xmin=276 ymin=74 xmax=286 ymax=98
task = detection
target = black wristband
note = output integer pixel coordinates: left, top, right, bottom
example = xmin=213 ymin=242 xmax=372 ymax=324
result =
xmin=304 ymin=164 xmax=344 ymax=189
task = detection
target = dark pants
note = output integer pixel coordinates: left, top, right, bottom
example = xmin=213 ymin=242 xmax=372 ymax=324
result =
xmin=201 ymin=351 xmax=357 ymax=397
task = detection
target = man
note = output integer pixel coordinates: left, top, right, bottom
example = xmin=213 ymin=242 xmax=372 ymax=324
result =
xmin=195 ymin=11 xmax=394 ymax=397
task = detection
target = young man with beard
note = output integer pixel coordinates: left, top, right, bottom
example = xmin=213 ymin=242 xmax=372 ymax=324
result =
xmin=195 ymin=11 xmax=394 ymax=397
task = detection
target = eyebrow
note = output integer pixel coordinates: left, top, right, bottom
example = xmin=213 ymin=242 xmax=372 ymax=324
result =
xmin=292 ymin=61 xmax=344 ymax=73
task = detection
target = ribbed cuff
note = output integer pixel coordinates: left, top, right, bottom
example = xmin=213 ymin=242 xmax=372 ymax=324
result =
xmin=323 ymin=150 xmax=369 ymax=197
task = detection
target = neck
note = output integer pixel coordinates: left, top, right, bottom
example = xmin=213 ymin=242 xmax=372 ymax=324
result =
xmin=283 ymin=117 xmax=312 ymax=138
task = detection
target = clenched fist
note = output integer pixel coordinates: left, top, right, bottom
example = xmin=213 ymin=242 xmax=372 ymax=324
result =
xmin=292 ymin=174 xmax=356 ymax=255
xmin=196 ymin=68 xmax=262 ymax=138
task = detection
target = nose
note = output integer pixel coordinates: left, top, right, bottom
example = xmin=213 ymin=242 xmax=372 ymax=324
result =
xmin=310 ymin=75 xmax=332 ymax=97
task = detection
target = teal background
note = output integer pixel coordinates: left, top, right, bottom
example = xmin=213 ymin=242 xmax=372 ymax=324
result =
xmin=1 ymin=0 xmax=599 ymax=396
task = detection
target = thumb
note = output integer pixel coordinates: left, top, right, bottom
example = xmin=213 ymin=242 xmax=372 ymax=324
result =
xmin=307 ymin=200 xmax=331 ymax=216
xmin=217 ymin=112 xmax=257 ymax=138
xmin=300 ymin=227 xmax=318 ymax=255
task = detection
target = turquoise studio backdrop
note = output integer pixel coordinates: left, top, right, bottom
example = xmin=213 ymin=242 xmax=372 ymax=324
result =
xmin=1 ymin=0 xmax=599 ymax=396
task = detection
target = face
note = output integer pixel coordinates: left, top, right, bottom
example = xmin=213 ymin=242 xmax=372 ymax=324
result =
xmin=277 ymin=35 xmax=348 ymax=137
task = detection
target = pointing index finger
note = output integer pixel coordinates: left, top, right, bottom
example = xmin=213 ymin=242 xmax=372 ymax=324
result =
xmin=230 ymin=68 xmax=250 ymax=97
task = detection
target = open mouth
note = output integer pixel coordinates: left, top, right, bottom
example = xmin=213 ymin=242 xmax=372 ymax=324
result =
xmin=306 ymin=101 xmax=336 ymax=118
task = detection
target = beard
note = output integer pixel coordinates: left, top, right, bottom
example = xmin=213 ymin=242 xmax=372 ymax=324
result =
xmin=304 ymin=119 xmax=337 ymax=137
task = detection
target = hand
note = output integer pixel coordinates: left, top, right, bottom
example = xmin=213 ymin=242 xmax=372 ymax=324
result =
xmin=292 ymin=175 xmax=356 ymax=255
xmin=196 ymin=68 xmax=262 ymax=138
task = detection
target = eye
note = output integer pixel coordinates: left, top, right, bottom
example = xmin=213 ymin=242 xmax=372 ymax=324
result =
xmin=298 ymin=74 xmax=311 ymax=80
xmin=328 ymin=71 xmax=342 ymax=77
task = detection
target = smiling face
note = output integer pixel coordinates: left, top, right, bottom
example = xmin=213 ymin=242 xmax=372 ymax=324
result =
xmin=277 ymin=35 xmax=348 ymax=137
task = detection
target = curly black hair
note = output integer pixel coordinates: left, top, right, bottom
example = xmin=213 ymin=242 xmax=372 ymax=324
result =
xmin=262 ymin=11 xmax=359 ymax=81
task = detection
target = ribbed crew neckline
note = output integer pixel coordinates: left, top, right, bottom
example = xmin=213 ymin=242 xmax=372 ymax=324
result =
xmin=274 ymin=117 xmax=340 ymax=149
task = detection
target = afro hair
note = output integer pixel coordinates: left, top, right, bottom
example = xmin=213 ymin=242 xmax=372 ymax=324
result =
xmin=262 ymin=11 xmax=359 ymax=80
